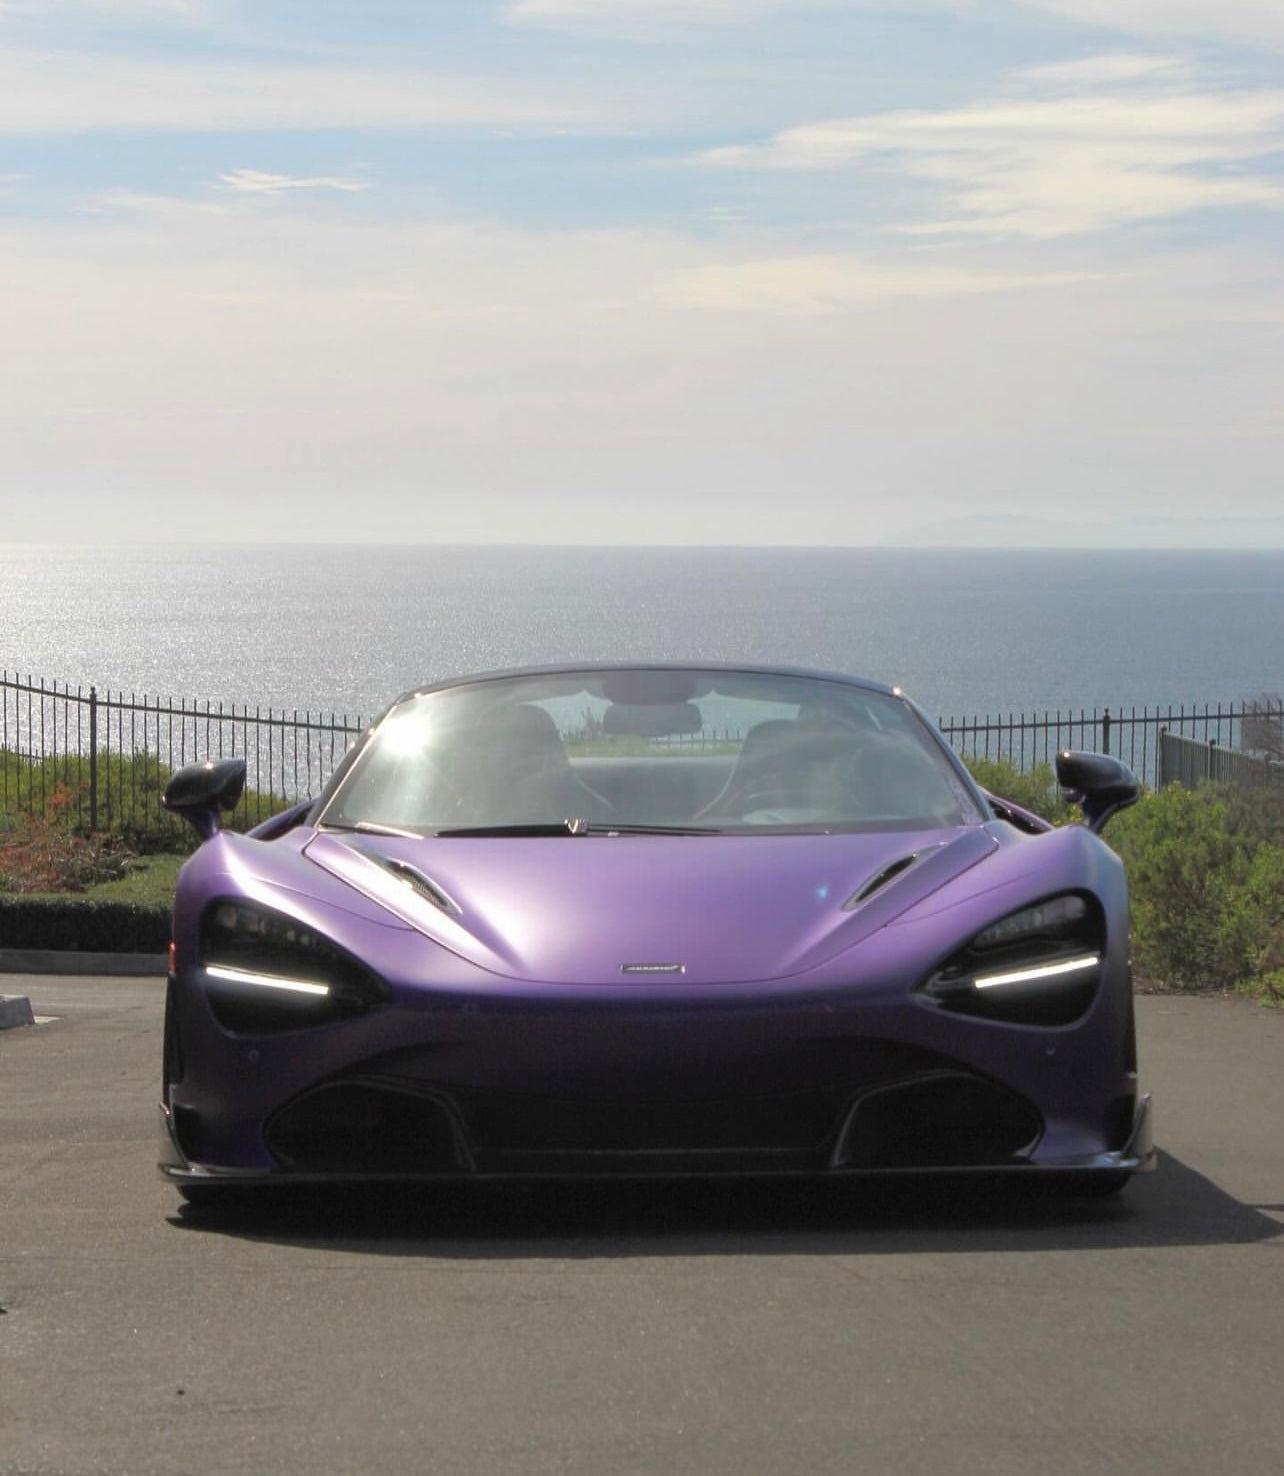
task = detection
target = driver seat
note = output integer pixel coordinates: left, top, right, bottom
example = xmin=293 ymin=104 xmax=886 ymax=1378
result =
xmin=451 ymin=705 xmax=609 ymax=823
xmin=697 ymin=719 xmax=862 ymax=819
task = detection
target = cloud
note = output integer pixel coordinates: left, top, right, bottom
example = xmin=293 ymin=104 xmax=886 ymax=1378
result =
xmin=1015 ymin=53 xmax=1187 ymax=86
xmin=658 ymin=254 xmax=1098 ymax=313
xmin=83 ymin=188 xmax=228 ymax=215
xmin=509 ymin=0 xmax=1284 ymax=48
xmin=0 ymin=0 xmax=209 ymax=16
xmin=1020 ymin=1 xmax=1284 ymax=52
xmin=700 ymin=62 xmax=1284 ymax=238
xmin=0 ymin=47 xmax=610 ymax=134
xmin=509 ymin=0 xmax=829 ymax=23
xmin=504 ymin=0 xmax=937 ymax=35
xmin=2 ymin=200 xmax=1281 ymax=542
xmin=219 ymin=169 xmax=366 ymax=194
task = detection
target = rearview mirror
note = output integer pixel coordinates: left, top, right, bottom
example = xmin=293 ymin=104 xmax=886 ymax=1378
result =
xmin=1055 ymin=750 xmax=1140 ymax=835
xmin=162 ymin=757 xmax=247 ymax=841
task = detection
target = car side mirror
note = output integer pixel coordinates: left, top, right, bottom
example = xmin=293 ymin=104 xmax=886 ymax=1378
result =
xmin=1055 ymin=750 xmax=1140 ymax=835
xmin=162 ymin=757 xmax=247 ymax=841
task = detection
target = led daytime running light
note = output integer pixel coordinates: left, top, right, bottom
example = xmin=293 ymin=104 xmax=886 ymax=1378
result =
xmin=972 ymin=953 xmax=1100 ymax=990
xmin=205 ymin=963 xmax=332 ymax=997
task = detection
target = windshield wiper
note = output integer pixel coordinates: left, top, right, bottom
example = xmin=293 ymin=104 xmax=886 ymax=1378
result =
xmin=434 ymin=822 xmax=582 ymax=838
xmin=434 ymin=820 xmax=723 ymax=838
xmin=581 ymin=822 xmax=723 ymax=836
xmin=321 ymin=820 xmax=426 ymax=840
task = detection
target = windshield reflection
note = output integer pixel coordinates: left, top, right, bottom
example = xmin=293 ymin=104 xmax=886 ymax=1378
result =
xmin=319 ymin=669 xmax=978 ymax=835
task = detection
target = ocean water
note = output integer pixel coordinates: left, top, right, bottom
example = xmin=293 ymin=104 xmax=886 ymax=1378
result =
xmin=3 ymin=544 xmax=1283 ymax=723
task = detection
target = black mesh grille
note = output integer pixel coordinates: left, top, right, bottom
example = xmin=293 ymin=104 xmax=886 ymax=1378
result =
xmin=451 ymin=1085 xmax=850 ymax=1154
xmin=1103 ymin=1092 xmax=1137 ymax=1151
xmin=837 ymin=1074 xmax=1041 ymax=1168
xmin=265 ymin=1082 xmax=463 ymax=1173
xmin=171 ymin=1104 xmax=204 ymax=1161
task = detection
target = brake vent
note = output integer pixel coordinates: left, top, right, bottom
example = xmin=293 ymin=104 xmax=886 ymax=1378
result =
xmin=379 ymin=858 xmax=460 ymax=916
xmin=844 ymin=852 xmax=919 ymax=909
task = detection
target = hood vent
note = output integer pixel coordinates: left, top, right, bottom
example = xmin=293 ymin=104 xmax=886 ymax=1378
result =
xmin=376 ymin=857 xmax=461 ymax=917
xmin=843 ymin=851 xmax=922 ymax=910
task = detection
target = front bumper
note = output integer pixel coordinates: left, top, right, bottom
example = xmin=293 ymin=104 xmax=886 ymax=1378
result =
xmin=159 ymin=1087 xmax=1154 ymax=1188
xmin=162 ymin=848 xmax=1147 ymax=1188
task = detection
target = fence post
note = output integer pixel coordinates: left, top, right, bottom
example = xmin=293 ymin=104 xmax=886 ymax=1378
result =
xmin=88 ymin=685 xmax=98 ymax=832
xmin=1207 ymin=737 xmax=1216 ymax=782
xmin=1101 ymin=707 xmax=1111 ymax=756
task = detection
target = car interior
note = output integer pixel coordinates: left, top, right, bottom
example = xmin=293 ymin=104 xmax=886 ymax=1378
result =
xmin=324 ymin=673 xmax=974 ymax=832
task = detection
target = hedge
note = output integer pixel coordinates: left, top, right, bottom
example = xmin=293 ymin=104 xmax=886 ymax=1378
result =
xmin=970 ymin=759 xmax=1284 ymax=1000
xmin=0 ymin=896 xmax=171 ymax=954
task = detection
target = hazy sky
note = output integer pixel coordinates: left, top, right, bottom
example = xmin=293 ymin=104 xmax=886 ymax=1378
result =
xmin=1 ymin=0 xmax=1282 ymax=544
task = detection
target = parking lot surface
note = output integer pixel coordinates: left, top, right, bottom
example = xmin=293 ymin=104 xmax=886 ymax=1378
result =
xmin=2 ymin=978 xmax=1281 ymax=1476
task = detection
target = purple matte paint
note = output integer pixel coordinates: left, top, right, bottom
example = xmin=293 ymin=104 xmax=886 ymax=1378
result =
xmin=159 ymin=665 xmax=1153 ymax=1195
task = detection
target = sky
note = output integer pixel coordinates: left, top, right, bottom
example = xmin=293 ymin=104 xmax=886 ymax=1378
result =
xmin=0 ymin=0 xmax=1282 ymax=545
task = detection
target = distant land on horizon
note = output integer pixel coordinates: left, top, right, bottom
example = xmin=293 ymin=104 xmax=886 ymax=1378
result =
xmin=6 ymin=520 xmax=1284 ymax=552
xmin=883 ymin=514 xmax=1284 ymax=550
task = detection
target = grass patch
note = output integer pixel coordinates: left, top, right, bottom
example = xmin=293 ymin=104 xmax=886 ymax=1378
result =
xmin=36 ymin=852 xmax=185 ymax=908
xmin=1238 ymin=973 xmax=1284 ymax=1008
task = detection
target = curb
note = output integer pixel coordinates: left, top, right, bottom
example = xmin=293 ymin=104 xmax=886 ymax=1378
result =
xmin=0 ymin=995 xmax=36 ymax=1029
xmin=0 ymin=949 xmax=167 ymax=978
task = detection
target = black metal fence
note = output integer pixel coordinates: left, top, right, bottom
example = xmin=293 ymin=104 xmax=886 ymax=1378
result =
xmin=0 ymin=674 xmax=364 ymax=840
xmin=2 ymin=672 xmax=1281 ymax=838
xmin=937 ymin=700 xmax=1283 ymax=791
xmin=1156 ymin=730 xmax=1282 ymax=789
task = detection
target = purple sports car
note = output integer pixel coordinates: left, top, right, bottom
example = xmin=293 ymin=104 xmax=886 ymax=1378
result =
xmin=158 ymin=664 xmax=1153 ymax=1203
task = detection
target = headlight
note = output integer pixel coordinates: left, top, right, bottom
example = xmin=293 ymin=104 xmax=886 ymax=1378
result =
xmin=971 ymin=894 xmax=1088 ymax=950
xmin=918 ymin=893 xmax=1104 ymax=1026
xmin=199 ymin=900 xmax=389 ymax=1034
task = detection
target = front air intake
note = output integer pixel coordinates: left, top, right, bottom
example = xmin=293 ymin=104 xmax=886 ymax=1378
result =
xmin=265 ymin=1082 xmax=465 ymax=1173
xmin=835 ymin=1073 xmax=1041 ymax=1168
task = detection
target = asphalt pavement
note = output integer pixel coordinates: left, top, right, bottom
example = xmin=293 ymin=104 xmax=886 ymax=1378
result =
xmin=2 ymin=977 xmax=1281 ymax=1476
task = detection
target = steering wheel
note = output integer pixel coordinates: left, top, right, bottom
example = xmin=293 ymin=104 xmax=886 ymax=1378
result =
xmin=571 ymin=775 xmax=617 ymax=816
xmin=735 ymin=763 xmax=869 ymax=816
xmin=736 ymin=785 xmax=806 ymax=814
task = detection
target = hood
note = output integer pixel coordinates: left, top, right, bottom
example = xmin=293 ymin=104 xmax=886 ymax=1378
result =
xmin=302 ymin=826 xmax=998 ymax=985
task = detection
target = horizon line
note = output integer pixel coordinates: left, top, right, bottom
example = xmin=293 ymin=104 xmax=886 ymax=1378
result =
xmin=5 ymin=539 xmax=1284 ymax=553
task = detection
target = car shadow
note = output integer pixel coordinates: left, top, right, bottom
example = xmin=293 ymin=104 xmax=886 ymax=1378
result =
xmin=169 ymin=1150 xmax=1281 ymax=1259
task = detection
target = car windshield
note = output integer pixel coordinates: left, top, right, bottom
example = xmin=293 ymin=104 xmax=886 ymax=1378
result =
xmin=319 ymin=669 xmax=980 ymax=835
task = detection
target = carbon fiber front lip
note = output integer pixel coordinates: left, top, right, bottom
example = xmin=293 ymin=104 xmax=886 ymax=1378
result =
xmin=157 ymin=1095 xmax=1153 ymax=1185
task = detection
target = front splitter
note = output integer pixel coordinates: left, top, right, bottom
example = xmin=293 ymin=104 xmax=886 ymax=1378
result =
xmin=157 ymin=1095 xmax=1154 ymax=1187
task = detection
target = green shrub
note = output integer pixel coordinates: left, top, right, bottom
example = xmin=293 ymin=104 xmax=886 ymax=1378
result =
xmin=961 ymin=761 xmax=1284 ymax=998
xmin=1107 ymin=783 xmax=1284 ymax=995
xmin=964 ymin=757 xmax=1074 ymax=824
xmin=0 ymin=746 xmax=284 ymax=854
xmin=1219 ymin=782 xmax=1284 ymax=849
xmin=0 ymin=804 xmax=135 ymax=894
xmin=0 ymin=896 xmax=171 ymax=953
xmin=1227 ymin=842 xmax=1284 ymax=1000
